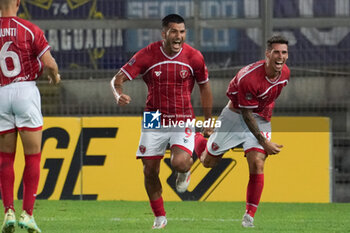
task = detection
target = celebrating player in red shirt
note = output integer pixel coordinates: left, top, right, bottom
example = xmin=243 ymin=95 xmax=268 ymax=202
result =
xmin=195 ymin=35 xmax=289 ymax=228
xmin=0 ymin=0 xmax=60 ymax=232
xmin=111 ymin=14 xmax=212 ymax=229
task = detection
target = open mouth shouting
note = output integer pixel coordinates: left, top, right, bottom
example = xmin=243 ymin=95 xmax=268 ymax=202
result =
xmin=172 ymin=40 xmax=182 ymax=51
xmin=275 ymin=61 xmax=284 ymax=70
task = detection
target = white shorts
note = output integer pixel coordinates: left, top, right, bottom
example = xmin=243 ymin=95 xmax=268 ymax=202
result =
xmin=0 ymin=81 xmax=43 ymax=134
xmin=136 ymin=125 xmax=195 ymax=159
xmin=207 ymin=107 xmax=271 ymax=156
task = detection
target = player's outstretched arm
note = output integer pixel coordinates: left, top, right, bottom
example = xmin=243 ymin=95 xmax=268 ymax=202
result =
xmin=199 ymin=82 xmax=213 ymax=137
xmin=41 ymin=50 xmax=60 ymax=84
xmin=241 ymin=108 xmax=283 ymax=155
xmin=110 ymin=70 xmax=131 ymax=106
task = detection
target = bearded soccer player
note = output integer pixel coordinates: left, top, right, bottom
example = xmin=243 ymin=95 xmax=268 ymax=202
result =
xmin=195 ymin=35 xmax=289 ymax=228
xmin=0 ymin=1 xmax=60 ymax=232
xmin=110 ymin=14 xmax=212 ymax=229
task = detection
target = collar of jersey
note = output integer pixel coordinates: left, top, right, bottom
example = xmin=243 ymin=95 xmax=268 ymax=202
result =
xmin=160 ymin=46 xmax=183 ymax=60
xmin=265 ymin=72 xmax=282 ymax=84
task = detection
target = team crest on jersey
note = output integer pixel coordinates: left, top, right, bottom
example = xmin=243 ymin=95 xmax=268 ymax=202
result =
xmin=211 ymin=142 xmax=219 ymax=151
xmin=139 ymin=145 xmax=146 ymax=154
xmin=180 ymin=70 xmax=188 ymax=79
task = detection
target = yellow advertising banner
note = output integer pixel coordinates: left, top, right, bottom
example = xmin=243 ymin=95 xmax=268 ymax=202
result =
xmin=13 ymin=116 xmax=330 ymax=202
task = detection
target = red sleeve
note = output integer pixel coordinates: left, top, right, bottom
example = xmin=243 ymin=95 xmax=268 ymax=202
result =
xmin=237 ymin=78 xmax=259 ymax=109
xmin=121 ymin=47 xmax=150 ymax=80
xmin=192 ymin=50 xmax=209 ymax=84
xmin=285 ymin=65 xmax=291 ymax=82
xmin=32 ymin=25 xmax=50 ymax=58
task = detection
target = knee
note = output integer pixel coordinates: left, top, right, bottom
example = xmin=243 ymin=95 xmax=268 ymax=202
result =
xmin=201 ymin=154 xmax=220 ymax=168
xmin=202 ymin=159 xmax=215 ymax=168
xmin=249 ymin=161 xmax=265 ymax=174
xmin=143 ymin=165 xmax=159 ymax=179
xmin=171 ymin=156 xmax=192 ymax=172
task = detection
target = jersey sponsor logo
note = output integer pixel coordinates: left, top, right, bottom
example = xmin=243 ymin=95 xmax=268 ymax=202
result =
xmin=139 ymin=145 xmax=146 ymax=154
xmin=143 ymin=110 xmax=161 ymax=129
xmin=180 ymin=69 xmax=188 ymax=79
xmin=245 ymin=93 xmax=253 ymax=100
xmin=154 ymin=71 xmax=162 ymax=77
xmin=211 ymin=142 xmax=220 ymax=151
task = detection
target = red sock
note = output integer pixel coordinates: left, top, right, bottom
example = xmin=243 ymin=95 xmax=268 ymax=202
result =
xmin=0 ymin=152 xmax=15 ymax=213
xmin=22 ymin=153 xmax=41 ymax=216
xmin=246 ymin=173 xmax=264 ymax=217
xmin=194 ymin=132 xmax=207 ymax=159
xmin=150 ymin=196 xmax=166 ymax=217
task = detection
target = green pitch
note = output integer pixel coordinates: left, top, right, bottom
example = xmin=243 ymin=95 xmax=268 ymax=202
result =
xmin=3 ymin=200 xmax=350 ymax=233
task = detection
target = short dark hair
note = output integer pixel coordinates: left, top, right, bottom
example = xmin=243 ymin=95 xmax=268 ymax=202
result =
xmin=267 ymin=35 xmax=289 ymax=50
xmin=162 ymin=14 xmax=185 ymax=28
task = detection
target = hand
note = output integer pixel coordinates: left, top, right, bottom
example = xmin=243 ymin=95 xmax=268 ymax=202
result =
xmin=116 ymin=94 xmax=131 ymax=106
xmin=48 ymin=73 xmax=61 ymax=84
xmin=261 ymin=140 xmax=283 ymax=155
xmin=202 ymin=127 xmax=214 ymax=138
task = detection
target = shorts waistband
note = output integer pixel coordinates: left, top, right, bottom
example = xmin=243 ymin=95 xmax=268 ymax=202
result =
xmin=0 ymin=81 xmax=36 ymax=89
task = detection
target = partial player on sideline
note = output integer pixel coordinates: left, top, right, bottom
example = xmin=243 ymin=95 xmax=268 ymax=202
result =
xmin=0 ymin=1 xmax=60 ymax=233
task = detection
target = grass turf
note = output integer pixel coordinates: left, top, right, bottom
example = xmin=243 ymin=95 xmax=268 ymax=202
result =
xmin=3 ymin=200 xmax=350 ymax=233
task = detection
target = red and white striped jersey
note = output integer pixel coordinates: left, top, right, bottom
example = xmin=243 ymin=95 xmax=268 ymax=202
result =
xmin=121 ymin=41 xmax=209 ymax=122
xmin=0 ymin=17 xmax=50 ymax=86
xmin=226 ymin=60 xmax=290 ymax=122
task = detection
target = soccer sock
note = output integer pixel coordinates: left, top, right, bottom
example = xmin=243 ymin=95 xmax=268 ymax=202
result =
xmin=194 ymin=132 xmax=208 ymax=159
xmin=0 ymin=152 xmax=16 ymax=213
xmin=246 ymin=173 xmax=264 ymax=217
xmin=23 ymin=152 xmax=41 ymax=216
xmin=150 ymin=196 xmax=166 ymax=217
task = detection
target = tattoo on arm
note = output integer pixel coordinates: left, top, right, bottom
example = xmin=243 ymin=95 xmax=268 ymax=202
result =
xmin=241 ymin=108 xmax=266 ymax=144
